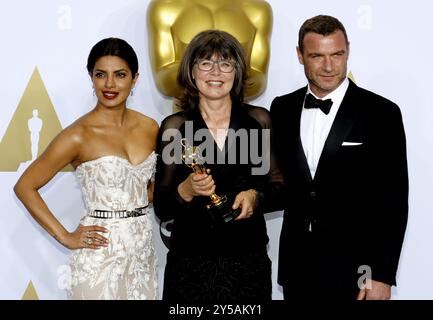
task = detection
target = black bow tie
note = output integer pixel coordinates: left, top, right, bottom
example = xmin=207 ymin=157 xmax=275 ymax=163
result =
xmin=304 ymin=93 xmax=333 ymax=115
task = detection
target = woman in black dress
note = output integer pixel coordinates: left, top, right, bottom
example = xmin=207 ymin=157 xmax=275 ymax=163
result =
xmin=153 ymin=30 xmax=284 ymax=301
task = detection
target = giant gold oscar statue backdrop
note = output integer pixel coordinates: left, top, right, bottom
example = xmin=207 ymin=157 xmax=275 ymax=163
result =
xmin=147 ymin=0 xmax=272 ymax=101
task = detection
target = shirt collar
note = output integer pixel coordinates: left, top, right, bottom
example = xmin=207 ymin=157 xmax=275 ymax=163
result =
xmin=307 ymin=77 xmax=349 ymax=103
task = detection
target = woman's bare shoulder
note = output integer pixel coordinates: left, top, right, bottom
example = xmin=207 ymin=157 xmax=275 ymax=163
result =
xmin=129 ymin=109 xmax=159 ymax=131
xmin=60 ymin=111 xmax=96 ymax=144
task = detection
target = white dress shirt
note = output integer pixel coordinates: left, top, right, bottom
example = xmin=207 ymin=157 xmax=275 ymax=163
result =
xmin=300 ymin=78 xmax=349 ymax=179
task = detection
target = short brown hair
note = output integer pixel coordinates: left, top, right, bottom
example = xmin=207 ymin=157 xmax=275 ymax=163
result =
xmin=298 ymin=15 xmax=349 ymax=53
xmin=177 ymin=29 xmax=248 ymax=111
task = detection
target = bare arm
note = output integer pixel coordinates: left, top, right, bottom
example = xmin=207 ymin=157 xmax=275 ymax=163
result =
xmin=147 ymin=119 xmax=160 ymax=204
xmin=14 ymin=126 xmax=107 ymax=249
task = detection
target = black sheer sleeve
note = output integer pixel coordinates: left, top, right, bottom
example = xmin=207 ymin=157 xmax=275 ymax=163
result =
xmin=153 ymin=113 xmax=190 ymax=222
xmin=246 ymin=105 xmax=287 ymax=213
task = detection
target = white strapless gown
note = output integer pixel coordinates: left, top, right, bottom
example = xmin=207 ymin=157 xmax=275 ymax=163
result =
xmin=68 ymin=152 xmax=158 ymax=300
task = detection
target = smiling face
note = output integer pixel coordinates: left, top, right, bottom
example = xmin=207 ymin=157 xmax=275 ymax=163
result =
xmin=192 ymin=54 xmax=235 ymax=104
xmin=297 ymin=30 xmax=349 ymax=98
xmin=91 ymin=55 xmax=138 ymax=109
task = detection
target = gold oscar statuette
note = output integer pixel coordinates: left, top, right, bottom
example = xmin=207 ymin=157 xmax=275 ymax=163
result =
xmin=181 ymin=138 xmax=241 ymax=223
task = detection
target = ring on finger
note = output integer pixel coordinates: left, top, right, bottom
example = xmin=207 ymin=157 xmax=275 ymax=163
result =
xmin=85 ymin=238 xmax=92 ymax=245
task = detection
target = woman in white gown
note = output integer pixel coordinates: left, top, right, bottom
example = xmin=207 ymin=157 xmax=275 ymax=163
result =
xmin=14 ymin=38 xmax=158 ymax=300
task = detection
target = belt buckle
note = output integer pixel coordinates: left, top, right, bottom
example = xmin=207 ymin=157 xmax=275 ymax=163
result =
xmin=127 ymin=208 xmax=139 ymax=217
xmin=134 ymin=208 xmax=143 ymax=217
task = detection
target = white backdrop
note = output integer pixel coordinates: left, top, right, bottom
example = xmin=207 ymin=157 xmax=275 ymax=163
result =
xmin=1 ymin=0 xmax=432 ymax=300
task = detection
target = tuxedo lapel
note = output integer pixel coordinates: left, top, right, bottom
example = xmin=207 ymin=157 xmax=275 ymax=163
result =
xmin=315 ymin=80 xmax=361 ymax=181
xmin=291 ymin=87 xmax=313 ymax=182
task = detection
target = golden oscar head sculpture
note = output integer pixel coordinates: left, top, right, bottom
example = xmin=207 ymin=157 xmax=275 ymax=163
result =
xmin=147 ymin=0 xmax=272 ymax=101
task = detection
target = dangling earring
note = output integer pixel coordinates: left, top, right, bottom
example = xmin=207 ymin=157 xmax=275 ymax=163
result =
xmin=92 ymin=87 xmax=95 ymax=96
xmin=130 ymin=90 xmax=134 ymax=96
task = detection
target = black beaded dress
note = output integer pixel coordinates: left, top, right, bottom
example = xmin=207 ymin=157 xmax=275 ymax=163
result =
xmin=154 ymin=103 xmax=284 ymax=301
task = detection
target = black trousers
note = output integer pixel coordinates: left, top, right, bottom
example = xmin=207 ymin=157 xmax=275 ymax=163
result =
xmin=282 ymin=231 xmax=360 ymax=300
xmin=282 ymin=280 xmax=359 ymax=300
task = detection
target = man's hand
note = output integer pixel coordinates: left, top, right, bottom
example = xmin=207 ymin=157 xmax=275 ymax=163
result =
xmin=357 ymin=279 xmax=391 ymax=300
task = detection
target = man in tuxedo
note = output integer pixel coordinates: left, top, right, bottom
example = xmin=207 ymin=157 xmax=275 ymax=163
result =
xmin=270 ymin=15 xmax=408 ymax=300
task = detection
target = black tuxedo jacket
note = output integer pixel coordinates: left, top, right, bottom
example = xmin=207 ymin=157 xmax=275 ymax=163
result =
xmin=270 ymin=80 xmax=408 ymax=291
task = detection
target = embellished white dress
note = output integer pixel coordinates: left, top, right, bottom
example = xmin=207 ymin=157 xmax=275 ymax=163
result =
xmin=68 ymin=152 xmax=158 ymax=300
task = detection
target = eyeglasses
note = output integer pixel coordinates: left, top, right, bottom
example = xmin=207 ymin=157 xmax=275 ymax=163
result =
xmin=195 ymin=59 xmax=235 ymax=73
